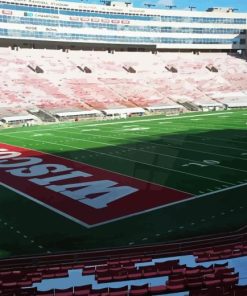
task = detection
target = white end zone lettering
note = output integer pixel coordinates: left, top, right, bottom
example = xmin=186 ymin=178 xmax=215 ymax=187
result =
xmin=7 ymin=164 xmax=73 ymax=177
xmin=0 ymin=143 xmax=192 ymax=227
xmin=47 ymin=180 xmax=138 ymax=209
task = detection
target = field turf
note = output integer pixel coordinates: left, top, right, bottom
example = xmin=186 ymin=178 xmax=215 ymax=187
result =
xmin=0 ymin=110 xmax=246 ymax=258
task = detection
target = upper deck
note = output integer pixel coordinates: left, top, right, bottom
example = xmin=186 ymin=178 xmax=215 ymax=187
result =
xmin=0 ymin=0 xmax=246 ymax=50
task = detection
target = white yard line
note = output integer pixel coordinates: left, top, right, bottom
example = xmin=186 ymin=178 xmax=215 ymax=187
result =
xmin=2 ymin=134 xmax=234 ymax=186
xmin=140 ymin=133 xmax=246 ymax=152
xmin=1 ymin=136 xmax=246 ymax=228
xmin=6 ymin=116 xmax=241 ymax=163
xmin=84 ymin=112 xmax=235 ymax=127
xmin=100 ymin=122 xmax=243 ymax=136
xmin=51 ymin=126 xmax=247 ymax=162
xmin=1 ymin=180 xmax=243 ymax=229
xmin=1 ymin=111 xmax=235 ymax=135
xmin=0 ymin=182 xmax=90 ymax=229
xmin=192 ymin=182 xmax=247 ymax=201
xmin=163 ymin=134 xmax=247 ymax=146
xmin=0 ymin=206 xmax=47 ymax=252
xmin=0 ymin=141 xmax=190 ymax=196
xmin=50 ymin=129 xmax=247 ymax=174
xmin=89 ymin=117 xmax=246 ymax=130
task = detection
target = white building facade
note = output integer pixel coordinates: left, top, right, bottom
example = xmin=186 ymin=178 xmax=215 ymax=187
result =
xmin=0 ymin=0 xmax=246 ymax=51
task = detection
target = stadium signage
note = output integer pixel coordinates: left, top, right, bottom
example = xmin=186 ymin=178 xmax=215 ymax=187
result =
xmin=36 ymin=13 xmax=60 ymax=19
xmin=25 ymin=26 xmax=37 ymax=31
xmin=0 ymin=143 xmax=192 ymax=227
xmin=2 ymin=10 xmax=12 ymax=15
xmin=70 ymin=16 xmax=79 ymax=21
xmin=81 ymin=17 xmax=90 ymax=22
xmin=46 ymin=27 xmax=57 ymax=32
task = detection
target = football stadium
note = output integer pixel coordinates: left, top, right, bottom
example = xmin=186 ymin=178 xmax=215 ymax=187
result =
xmin=0 ymin=0 xmax=247 ymax=294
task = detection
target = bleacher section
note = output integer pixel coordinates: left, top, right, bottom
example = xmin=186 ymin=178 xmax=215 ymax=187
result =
xmin=0 ymin=49 xmax=247 ymax=123
xmin=0 ymin=228 xmax=246 ymax=296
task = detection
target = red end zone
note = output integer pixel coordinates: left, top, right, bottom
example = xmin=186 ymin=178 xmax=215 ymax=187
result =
xmin=0 ymin=143 xmax=193 ymax=227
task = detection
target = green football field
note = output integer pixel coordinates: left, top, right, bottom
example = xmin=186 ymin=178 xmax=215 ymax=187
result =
xmin=0 ymin=109 xmax=247 ymax=259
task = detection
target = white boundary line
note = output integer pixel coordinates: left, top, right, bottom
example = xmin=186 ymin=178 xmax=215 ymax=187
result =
xmin=4 ymin=113 xmax=246 ymax=161
xmin=0 ymin=141 xmax=189 ymax=195
xmin=78 ymin=112 xmax=235 ymax=127
xmin=2 ymin=134 xmax=234 ymax=185
xmin=87 ymin=130 xmax=247 ymax=161
xmin=0 ymin=110 xmax=246 ymax=227
xmin=172 ymin=134 xmax=247 ymax=146
xmin=10 ymin=126 xmax=246 ymax=162
xmin=1 ymin=111 xmax=235 ymax=135
xmin=108 ymin=128 xmax=247 ymax=152
xmin=63 ymin=182 xmax=247 ymax=228
xmin=50 ymin=128 xmax=247 ymax=174
xmin=1 ymin=181 xmax=246 ymax=229
xmin=0 ymin=182 xmax=90 ymax=228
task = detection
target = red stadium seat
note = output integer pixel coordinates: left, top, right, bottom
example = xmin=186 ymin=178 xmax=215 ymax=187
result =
xmin=74 ymin=285 xmax=92 ymax=296
xmin=129 ymin=284 xmax=149 ymax=296
xmin=54 ymin=288 xmax=73 ymax=296
xmin=108 ymin=286 xmax=128 ymax=296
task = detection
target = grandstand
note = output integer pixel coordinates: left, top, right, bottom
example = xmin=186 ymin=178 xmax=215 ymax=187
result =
xmin=0 ymin=50 xmax=247 ymax=123
xmin=0 ymin=0 xmax=247 ymax=294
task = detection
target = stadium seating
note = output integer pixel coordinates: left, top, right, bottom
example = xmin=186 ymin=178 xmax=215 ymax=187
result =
xmin=194 ymin=243 xmax=247 ymax=263
xmin=0 ymin=49 xmax=247 ymax=122
xmin=0 ymin=227 xmax=246 ymax=296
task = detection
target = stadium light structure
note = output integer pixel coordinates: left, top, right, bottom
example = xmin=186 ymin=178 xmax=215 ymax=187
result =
xmin=125 ymin=1 xmax=132 ymax=7
xmin=165 ymin=5 xmax=176 ymax=9
xmin=144 ymin=3 xmax=156 ymax=8
xmin=100 ymin=0 xmax=111 ymax=5
xmin=189 ymin=6 xmax=196 ymax=11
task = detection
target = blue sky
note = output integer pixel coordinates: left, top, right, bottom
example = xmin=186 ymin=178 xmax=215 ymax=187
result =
xmin=145 ymin=0 xmax=247 ymax=11
xmin=77 ymin=0 xmax=247 ymax=12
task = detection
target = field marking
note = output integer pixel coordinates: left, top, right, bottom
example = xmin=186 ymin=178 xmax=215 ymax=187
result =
xmin=10 ymin=112 xmax=246 ymax=164
xmin=103 ymin=121 xmax=247 ymax=134
xmin=94 ymin=123 xmax=247 ymax=153
xmin=2 ymin=134 xmax=234 ymax=186
xmin=0 ymin=207 xmax=47 ymax=252
xmin=81 ymin=129 xmax=100 ymax=132
xmin=164 ymin=134 xmax=247 ymax=146
xmin=122 ymin=127 xmax=150 ymax=131
xmin=116 ymin=126 xmax=247 ymax=137
xmin=90 ymin=116 xmax=246 ymax=130
xmin=0 ymin=182 xmax=90 ymax=229
xmin=3 ymin=111 xmax=246 ymax=152
xmin=39 ymin=113 xmax=246 ymax=158
xmin=51 ymin=126 xmax=247 ymax=163
xmin=193 ymin=135 xmax=247 ymax=145
xmin=192 ymin=182 xmax=247 ymax=201
xmin=1 ymin=110 xmax=246 ymax=192
xmin=91 ymin=129 xmax=247 ymax=161
xmin=3 ymin=124 xmax=247 ymax=182
xmin=3 ymin=121 xmax=247 ymax=182
xmin=145 ymin=134 xmax=247 ymax=152
xmin=50 ymin=129 xmax=247 ymax=174
xmin=86 ymin=112 xmax=235 ymax=127
xmin=33 ymin=133 xmax=52 ymax=137
xmin=2 ymin=181 xmax=246 ymax=229
xmin=0 ymin=111 xmax=235 ymax=135
xmin=0 ymin=140 xmax=190 ymax=195
xmin=123 ymin=125 xmax=140 ymax=128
